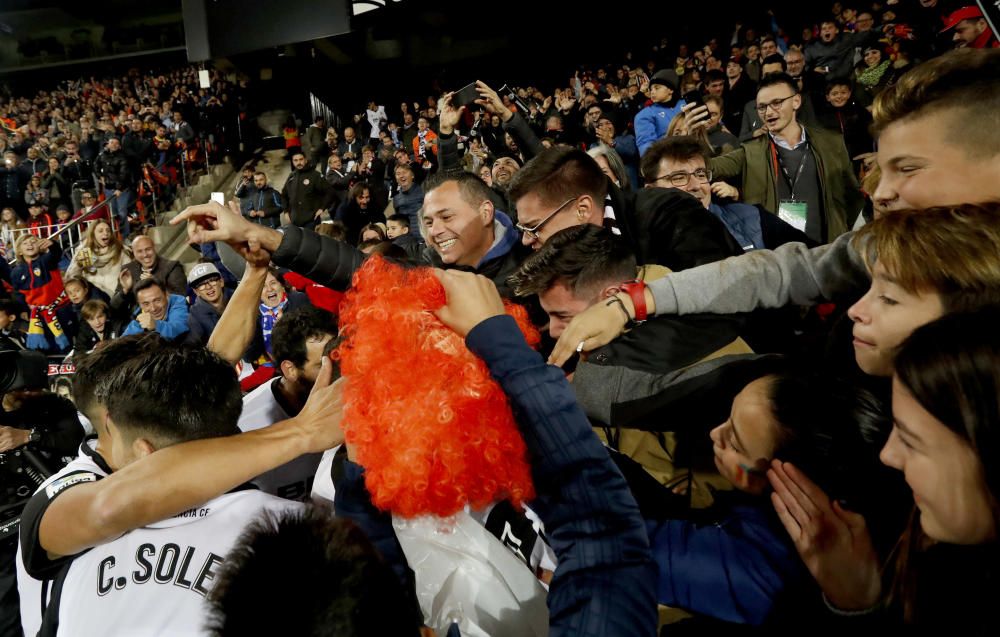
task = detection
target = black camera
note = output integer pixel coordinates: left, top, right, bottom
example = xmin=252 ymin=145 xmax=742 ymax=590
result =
xmin=0 ymin=350 xmax=47 ymax=395
xmin=0 ymin=351 xmax=55 ymax=543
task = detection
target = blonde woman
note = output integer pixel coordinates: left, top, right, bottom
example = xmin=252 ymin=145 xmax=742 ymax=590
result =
xmin=66 ymin=219 xmax=131 ymax=297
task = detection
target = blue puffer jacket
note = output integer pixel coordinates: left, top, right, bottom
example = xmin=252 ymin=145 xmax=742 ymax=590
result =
xmin=635 ymin=100 xmax=687 ymax=156
xmin=393 ymin=184 xmax=425 ymax=239
xmin=708 ymin=201 xmax=765 ymax=251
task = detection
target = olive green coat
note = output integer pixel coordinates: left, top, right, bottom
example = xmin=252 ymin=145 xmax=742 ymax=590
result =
xmin=709 ymin=125 xmax=863 ymax=240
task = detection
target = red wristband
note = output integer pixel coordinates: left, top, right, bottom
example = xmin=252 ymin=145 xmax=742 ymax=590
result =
xmin=619 ymin=280 xmax=648 ymax=322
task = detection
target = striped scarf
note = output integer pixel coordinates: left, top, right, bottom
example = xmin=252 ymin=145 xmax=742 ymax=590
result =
xmin=258 ymin=295 xmax=288 ymax=355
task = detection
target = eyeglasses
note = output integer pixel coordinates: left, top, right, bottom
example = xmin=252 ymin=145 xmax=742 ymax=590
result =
xmin=652 ymin=168 xmax=712 ymax=188
xmin=194 ymin=277 xmax=221 ymax=290
xmin=755 ymin=94 xmax=797 ymax=114
xmin=515 ymin=197 xmax=577 ymax=240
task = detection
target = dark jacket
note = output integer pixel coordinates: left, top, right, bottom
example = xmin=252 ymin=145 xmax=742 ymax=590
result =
xmin=0 ymin=393 xmax=84 ymax=469
xmin=707 ymin=200 xmax=815 ymax=252
xmin=323 ymin=168 xmax=351 ymax=209
xmin=93 ymin=149 xmax=132 ymax=191
xmin=242 ymin=185 xmax=283 ymax=229
xmin=710 ymin=125 xmax=863 ymax=241
xmin=73 ymin=315 xmax=122 ymax=353
xmin=281 ymin=168 xmax=334 ymax=227
xmin=334 ymin=315 xmax=658 ymax=637
xmin=609 ymin=183 xmax=744 ymax=271
xmin=392 ymin=184 xmax=425 ymax=240
xmin=271 ymin=211 xmax=530 ymax=299
xmin=334 ymin=199 xmax=383 ymax=246
xmin=186 ymin=288 xmax=233 ymax=346
xmin=111 ymin=257 xmax=187 ymax=317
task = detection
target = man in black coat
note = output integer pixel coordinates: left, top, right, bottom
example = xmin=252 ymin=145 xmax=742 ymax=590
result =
xmin=243 ymin=172 xmax=283 ymax=229
xmin=173 ymin=172 xmax=532 ymax=302
xmin=93 ymin=137 xmax=134 ymax=237
xmin=508 ymin=147 xmax=742 ymax=272
xmin=280 ymin=151 xmax=334 ymax=230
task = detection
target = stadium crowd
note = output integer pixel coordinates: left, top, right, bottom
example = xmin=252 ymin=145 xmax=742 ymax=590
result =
xmin=2 ymin=0 xmax=1000 ymax=635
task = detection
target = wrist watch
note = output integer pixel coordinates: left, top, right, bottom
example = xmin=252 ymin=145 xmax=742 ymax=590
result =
xmin=619 ymin=280 xmax=649 ymax=323
xmin=27 ymin=428 xmax=41 ymax=444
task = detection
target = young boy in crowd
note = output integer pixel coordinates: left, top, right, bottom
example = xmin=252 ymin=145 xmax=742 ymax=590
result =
xmin=9 ymin=235 xmax=75 ymax=352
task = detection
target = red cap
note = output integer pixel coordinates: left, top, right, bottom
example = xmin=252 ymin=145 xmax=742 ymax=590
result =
xmin=940 ymin=6 xmax=984 ymax=33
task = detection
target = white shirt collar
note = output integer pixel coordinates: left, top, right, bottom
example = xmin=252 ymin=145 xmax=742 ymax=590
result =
xmin=770 ymin=125 xmax=807 ymax=151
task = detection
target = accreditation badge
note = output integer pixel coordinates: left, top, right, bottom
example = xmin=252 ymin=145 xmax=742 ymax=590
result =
xmin=778 ymin=199 xmax=808 ymax=232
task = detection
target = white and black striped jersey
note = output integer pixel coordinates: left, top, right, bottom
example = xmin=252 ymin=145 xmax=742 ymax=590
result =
xmin=17 ymin=437 xmax=111 ymax=637
xmin=238 ymin=377 xmax=325 ymax=501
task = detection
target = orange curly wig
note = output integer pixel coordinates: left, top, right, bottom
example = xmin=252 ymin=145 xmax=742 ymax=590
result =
xmin=337 ymin=257 xmax=538 ymax=518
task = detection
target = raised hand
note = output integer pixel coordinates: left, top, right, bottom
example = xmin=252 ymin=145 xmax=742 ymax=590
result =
xmin=768 ymin=460 xmax=883 ymax=611
xmin=431 ymin=269 xmax=505 ymax=338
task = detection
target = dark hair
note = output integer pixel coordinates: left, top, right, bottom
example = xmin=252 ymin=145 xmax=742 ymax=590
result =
xmin=895 ymin=309 xmax=1000 ymax=501
xmin=872 ymin=48 xmax=1000 ymax=156
xmin=0 ymin=299 xmax=19 ymax=316
xmin=316 ymin=221 xmax=348 ymax=242
xmin=386 ymin=214 xmax=409 ymax=227
xmin=640 ymin=135 xmax=711 ymax=184
xmin=99 ymin=344 xmax=241 ymax=446
xmin=271 ymin=306 xmax=338 ymax=370
xmin=510 ymin=224 xmax=636 ymax=298
xmin=422 ymin=170 xmax=496 ymax=211
xmin=508 ymin=147 xmax=608 ymax=210
xmin=825 ymin=78 xmax=853 ymax=94
xmin=72 ymin=333 xmax=164 ymax=424
xmin=205 ymin=506 xmax=420 ymax=637
xmin=758 ymin=71 xmax=799 ymax=96
xmin=357 ymin=223 xmax=386 ymax=243
xmin=133 ymin=277 xmax=165 ymax=297
xmin=766 ymin=370 xmax=890 ymax=515
xmin=349 ymin=182 xmax=370 ymax=204
xmin=760 ymin=54 xmax=787 ymax=71
xmin=394 ymin=163 xmax=415 ymax=178
xmin=704 ymin=69 xmax=726 ymax=84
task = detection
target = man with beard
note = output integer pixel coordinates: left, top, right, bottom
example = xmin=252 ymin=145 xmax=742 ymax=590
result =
xmin=238 ymin=306 xmax=337 ymax=501
xmin=280 ymin=151 xmax=334 ymax=230
xmin=391 ymin=164 xmax=424 ymax=240
xmin=940 ymin=5 xmax=998 ymax=49
xmin=185 ymin=263 xmax=230 ymax=346
xmin=242 ymin=172 xmax=283 ymax=229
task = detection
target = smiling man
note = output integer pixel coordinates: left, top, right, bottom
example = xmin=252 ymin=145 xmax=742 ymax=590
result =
xmin=122 ymin=278 xmax=189 ymax=342
xmin=172 ymin=172 xmax=532 ymax=301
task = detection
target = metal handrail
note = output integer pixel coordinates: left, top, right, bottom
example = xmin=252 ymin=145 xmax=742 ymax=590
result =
xmin=3 ymin=192 xmax=122 ymax=265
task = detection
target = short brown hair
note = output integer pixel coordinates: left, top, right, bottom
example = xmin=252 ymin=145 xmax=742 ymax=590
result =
xmin=852 ymin=203 xmax=1000 ymax=313
xmin=508 ymin=147 xmax=609 ymax=208
xmin=872 ymin=48 xmax=1000 ymax=156
xmin=81 ymin=299 xmax=109 ymax=321
xmin=510 ymin=224 xmax=636 ymax=298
